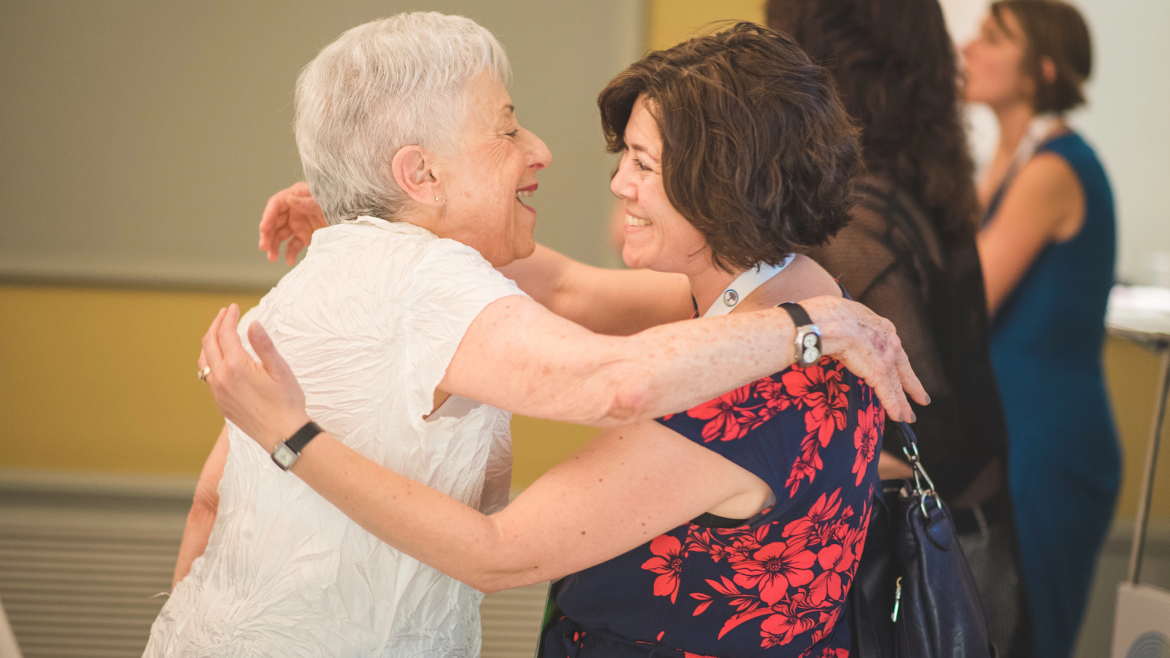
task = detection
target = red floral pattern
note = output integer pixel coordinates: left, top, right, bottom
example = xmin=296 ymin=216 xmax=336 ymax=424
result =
xmin=670 ymin=493 xmax=871 ymax=650
xmin=852 ymin=405 xmax=883 ymax=486
xmin=641 ymin=535 xmax=684 ymax=604
xmin=556 ymin=358 xmax=879 ymax=657
xmin=639 ymin=360 xmax=877 ymax=654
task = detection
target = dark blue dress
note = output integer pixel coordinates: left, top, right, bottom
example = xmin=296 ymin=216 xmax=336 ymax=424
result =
xmin=985 ymin=131 xmax=1120 ymax=658
xmin=542 ymin=356 xmax=884 ymax=658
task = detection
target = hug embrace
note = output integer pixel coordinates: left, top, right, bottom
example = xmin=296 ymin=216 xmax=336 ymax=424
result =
xmin=147 ymin=10 xmax=1012 ymax=658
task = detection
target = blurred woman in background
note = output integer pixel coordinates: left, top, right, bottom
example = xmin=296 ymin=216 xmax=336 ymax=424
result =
xmin=767 ymin=0 xmax=1032 ymax=654
xmin=965 ymin=2 xmax=1119 ymax=655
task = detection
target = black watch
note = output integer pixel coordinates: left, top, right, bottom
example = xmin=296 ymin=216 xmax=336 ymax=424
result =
xmin=271 ymin=421 xmax=324 ymax=471
xmin=779 ymin=302 xmax=822 ymax=367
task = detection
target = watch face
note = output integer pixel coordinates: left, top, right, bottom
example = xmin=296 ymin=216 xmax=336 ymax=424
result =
xmin=795 ymin=327 xmax=822 ymax=366
xmin=272 ymin=443 xmax=298 ymax=470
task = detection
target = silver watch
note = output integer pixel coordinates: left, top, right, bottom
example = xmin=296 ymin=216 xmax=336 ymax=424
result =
xmin=271 ymin=421 xmax=324 ymax=471
xmin=794 ymin=324 xmax=823 ymax=367
xmin=779 ymin=302 xmax=822 ymax=367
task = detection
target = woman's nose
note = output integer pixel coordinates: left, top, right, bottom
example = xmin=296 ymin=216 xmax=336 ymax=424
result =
xmin=610 ymin=161 xmax=634 ymax=200
xmin=526 ymin=131 xmax=552 ymax=171
xmin=961 ymin=40 xmax=976 ymax=62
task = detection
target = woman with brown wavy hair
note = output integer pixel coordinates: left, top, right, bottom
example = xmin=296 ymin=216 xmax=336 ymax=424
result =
xmin=767 ymin=0 xmax=1032 ymax=655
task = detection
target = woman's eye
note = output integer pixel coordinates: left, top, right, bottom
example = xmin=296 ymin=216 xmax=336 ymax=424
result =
xmin=634 ymin=159 xmax=651 ymax=172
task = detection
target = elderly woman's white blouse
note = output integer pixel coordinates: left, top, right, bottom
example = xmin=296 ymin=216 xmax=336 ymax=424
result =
xmin=145 ymin=217 xmax=524 ymax=657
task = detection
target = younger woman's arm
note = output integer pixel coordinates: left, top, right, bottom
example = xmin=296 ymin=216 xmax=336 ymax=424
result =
xmin=258 ymin=184 xmax=693 ymax=335
xmin=497 ymin=244 xmax=693 ymax=335
xmin=289 ymin=419 xmax=762 ymax=592
xmin=978 ymin=153 xmax=1085 ymax=317
xmin=199 ymin=315 xmax=769 ymax=592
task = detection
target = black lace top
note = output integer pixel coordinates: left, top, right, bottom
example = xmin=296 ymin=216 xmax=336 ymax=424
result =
xmin=806 ymin=176 xmax=1008 ymax=505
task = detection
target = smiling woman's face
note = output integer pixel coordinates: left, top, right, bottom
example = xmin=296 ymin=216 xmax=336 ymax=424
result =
xmin=440 ymin=71 xmax=552 ymax=266
xmin=610 ymin=96 xmax=709 ymax=274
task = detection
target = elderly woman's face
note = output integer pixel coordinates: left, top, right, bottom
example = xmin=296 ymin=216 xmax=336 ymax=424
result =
xmin=610 ymin=96 xmax=709 ymax=274
xmin=441 ymin=71 xmax=552 ymax=266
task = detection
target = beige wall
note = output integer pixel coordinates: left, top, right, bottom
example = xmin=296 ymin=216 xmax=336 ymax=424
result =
xmin=0 ymin=1 xmax=642 ymax=286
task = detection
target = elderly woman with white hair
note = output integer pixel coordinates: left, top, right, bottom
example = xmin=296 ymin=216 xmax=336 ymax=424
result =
xmin=147 ymin=13 xmax=923 ymax=657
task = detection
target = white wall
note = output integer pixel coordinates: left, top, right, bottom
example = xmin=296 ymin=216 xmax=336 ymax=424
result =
xmin=941 ymin=0 xmax=1170 ymax=285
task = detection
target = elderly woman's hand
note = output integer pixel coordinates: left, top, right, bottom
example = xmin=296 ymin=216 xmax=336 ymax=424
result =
xmin=198 ymin=304 xmax=310 ymax=452
xmin=259 ymin=183 xmax=327 ymax=266
xmin=802 ymin=295 xmax=929 ymax=423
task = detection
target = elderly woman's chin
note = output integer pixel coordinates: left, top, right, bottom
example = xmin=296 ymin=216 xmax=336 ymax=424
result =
xmin=508 ymin=212 xmax=538 ymax=263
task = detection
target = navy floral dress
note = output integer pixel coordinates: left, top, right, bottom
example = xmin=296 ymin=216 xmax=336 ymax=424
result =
xmin=543 ymin=356 xmax=884 ymax=658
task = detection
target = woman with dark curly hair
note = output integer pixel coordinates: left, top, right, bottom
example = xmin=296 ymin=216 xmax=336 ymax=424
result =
xmin=201 ymin=22 xmax=897 ymax=657
xmin=767 ymin=0 xmax=1033 ymax=654
xmin=966 ymin=3 xmax=1118 ymax=656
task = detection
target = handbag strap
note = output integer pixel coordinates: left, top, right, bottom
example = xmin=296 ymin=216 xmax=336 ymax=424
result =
xmin=891 ymin=421 xmax=941 ymax=519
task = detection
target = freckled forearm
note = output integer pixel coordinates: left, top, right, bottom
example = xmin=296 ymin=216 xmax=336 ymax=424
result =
xmin=290 ymin=434 xmax=549 ymax=592
xmin=576 ymin=309 xmax=800 ymax=425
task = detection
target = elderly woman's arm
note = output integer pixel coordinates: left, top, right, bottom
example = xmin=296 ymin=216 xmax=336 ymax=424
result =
xmin=440 ymin=294 xmax=922 ymax=425
xmin=203 ymin=281 xmax=922 ymax=433
xmin=171 ymin=424 xmax=229 ymax=589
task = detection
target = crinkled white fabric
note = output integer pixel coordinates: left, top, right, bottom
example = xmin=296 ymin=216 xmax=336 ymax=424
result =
xmin=145 ymin=217 xmax=524 ymax=657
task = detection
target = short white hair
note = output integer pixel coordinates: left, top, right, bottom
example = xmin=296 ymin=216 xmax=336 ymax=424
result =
xmin=294 ymin=12 xmax=511 ymax=224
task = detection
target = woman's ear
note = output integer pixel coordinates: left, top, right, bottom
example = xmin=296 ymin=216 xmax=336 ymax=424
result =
xmin=390 ymin=146 xmax=445 ymax=209
xmin=1039 ymin=55 xmax=1057 ymax=86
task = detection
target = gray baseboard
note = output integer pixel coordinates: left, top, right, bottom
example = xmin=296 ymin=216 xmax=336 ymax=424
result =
xmin=0 ymin=470 xmax=548 ymax=658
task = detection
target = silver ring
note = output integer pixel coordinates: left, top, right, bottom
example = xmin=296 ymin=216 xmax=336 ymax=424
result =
xmin=197 ymin=366 xmax=211 ymax=382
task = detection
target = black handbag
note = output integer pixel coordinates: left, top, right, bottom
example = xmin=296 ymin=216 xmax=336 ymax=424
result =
xmin=848 ymin=421 xmax=997 ymax=658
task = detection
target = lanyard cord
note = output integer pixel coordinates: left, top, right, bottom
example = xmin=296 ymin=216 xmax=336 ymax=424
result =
xmin=702 ymin=253 xmax=796 ymax=318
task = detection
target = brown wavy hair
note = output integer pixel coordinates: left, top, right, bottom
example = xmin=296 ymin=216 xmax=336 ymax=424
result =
xmin=767 ymin=0 xmax=978 ymax=232
xmin=598 ymin=22 xmax=860 ymax=272
xmin=992 ymin=0 xmax=1092 ymax=114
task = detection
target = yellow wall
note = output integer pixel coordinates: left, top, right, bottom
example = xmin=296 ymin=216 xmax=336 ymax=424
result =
xmin=0 ymin=284 xmax=259 ymax=474
xmin=1102 ymin=339 xmax=1170 ymax=521
xmin=0 ymin=284 xmax=598 ymax=488
xmin=648 ymin=0 xmax=765 ymax=50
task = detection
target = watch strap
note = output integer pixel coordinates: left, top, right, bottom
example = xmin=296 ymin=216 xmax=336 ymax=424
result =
xmin=285 ymin=420 xmax=324 ymax=454
xmin=778 ymin=302 xmax=813 ymax=327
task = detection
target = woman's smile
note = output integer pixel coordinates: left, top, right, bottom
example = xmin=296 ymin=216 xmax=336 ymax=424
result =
xmin=624 ymin=213 xmax=651 ymax=229
xmin=515 ymin=183 xmax=538 ymax=213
